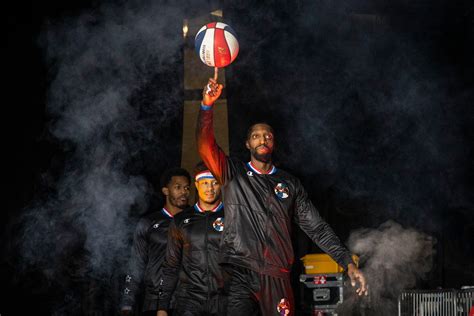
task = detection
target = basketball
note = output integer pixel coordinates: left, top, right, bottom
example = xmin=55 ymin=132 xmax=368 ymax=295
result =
xmin=195 ymin=22 xmax=239 ymax=68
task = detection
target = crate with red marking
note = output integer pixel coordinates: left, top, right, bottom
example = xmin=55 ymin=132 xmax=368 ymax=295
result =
xmin=299 ymin=254 xmax=359 ymax=314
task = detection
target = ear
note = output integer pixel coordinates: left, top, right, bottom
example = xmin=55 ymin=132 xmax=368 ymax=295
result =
xmin=245 ymin=140 xmax=250 ymax=149
xmin=162 ymin=187 xmax=169 ymax=197
xmin=195 ymin=181 xmax=199 ymax=190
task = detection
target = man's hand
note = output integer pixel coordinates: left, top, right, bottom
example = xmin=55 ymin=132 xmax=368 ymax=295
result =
xmin=157 ymin=310 xmax=168 ymax=316
xmin=202 ymin=78 xmax=224 ymax=106
xmin=347 ymin=263 xmax=368 ymax=296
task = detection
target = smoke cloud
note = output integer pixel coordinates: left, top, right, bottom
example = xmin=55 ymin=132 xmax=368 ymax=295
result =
xmin=339 ymin=220 xmax=435 ymax=315
xmin=14 ymin=0 xmax=189 ymax=313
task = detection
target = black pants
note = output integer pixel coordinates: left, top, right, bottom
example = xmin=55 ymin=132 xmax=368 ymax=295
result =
xmin=174 ymin=310 xmax=217 ymax=316
xmin=222 ymin=265 xmax=295 ymax=316
xmin=173 ymin=294 xmax=223 ymax=316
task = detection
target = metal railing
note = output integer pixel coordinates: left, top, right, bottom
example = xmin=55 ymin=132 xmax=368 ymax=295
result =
xmin=398 ymin=288 xmax=473 ymax=316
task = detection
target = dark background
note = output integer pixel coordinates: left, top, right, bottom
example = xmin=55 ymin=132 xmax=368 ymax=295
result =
xmin=3 ymin=0 xmax=473 ymax=315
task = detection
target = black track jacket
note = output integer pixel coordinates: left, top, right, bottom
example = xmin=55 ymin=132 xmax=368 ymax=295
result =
xmin=197 ymin=107 xmax=353 ymax=278
xmin=158 ymin=202 xmax=225 ymax=311
xmin=121 ymin=208 xmax=175 ymax=311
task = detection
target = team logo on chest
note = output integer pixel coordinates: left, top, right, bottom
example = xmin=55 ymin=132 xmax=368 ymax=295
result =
xmin=212 ymin=217 xmax=224 ymax=232
xmin=274 ymin=182 xmax=289 ymax=199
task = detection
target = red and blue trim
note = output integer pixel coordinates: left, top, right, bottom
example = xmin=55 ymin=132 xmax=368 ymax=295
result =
xmin=246 ymin=161 xmax=277 ymax=175
xmin=194 ymin=201 xmax=223 ymax=213
xmin=161 ymin=207 xmax=173 ymax=218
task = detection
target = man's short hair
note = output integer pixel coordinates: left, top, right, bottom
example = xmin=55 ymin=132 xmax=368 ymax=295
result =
xmin=160 ymin=168 xmax=191 ymax=188
xmin=246 ymin=122 xmax=274 ymax=140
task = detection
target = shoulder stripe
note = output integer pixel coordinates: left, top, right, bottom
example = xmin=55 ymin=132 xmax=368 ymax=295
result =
xmin=161 ymin=207 xmax=173 ymax=218
xmin=194 ymin=202 xmax=223 ymax=213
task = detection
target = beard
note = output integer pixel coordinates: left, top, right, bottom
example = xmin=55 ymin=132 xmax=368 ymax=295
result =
xmin=251 ymin=147 xmax=272 ymax=163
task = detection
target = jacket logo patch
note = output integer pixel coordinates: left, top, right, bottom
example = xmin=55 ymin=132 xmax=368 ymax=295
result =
xmin=183 ymin=218 xmax=190 ymax=224
xmin=277 ymin=297 xmax=291 ymax=315
xmin=274 ymin=182 xmax=289 ymax=199
xmin=212 ymin=217 xmax=224 ymax=232
xmin=153 ymin=223 xmax=160 ymax=229
xmin=247 ymin=171 xmax=253 ymax=177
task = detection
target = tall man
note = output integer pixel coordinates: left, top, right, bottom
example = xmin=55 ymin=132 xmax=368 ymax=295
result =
xmin=157 ymin=162 xmax=225 ymax=316
xmin=121 ymin=168 xmax=191 ymax=315
xmin=197 ymin=78 xmax=367 ymax=315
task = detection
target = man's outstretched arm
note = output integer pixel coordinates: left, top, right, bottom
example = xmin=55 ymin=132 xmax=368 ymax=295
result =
xmin=196 ymin=78 xmax=228 ymax=185
xmin=294 ymin=182 xmax=368 ymax=296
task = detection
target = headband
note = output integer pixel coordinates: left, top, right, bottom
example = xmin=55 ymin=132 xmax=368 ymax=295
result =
xmin=195 ymin=170 xmax=215 ymax=181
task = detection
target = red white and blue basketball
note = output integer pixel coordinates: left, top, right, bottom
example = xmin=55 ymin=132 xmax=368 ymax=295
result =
xmin=195 ymin=22 xmax=239 ymax=68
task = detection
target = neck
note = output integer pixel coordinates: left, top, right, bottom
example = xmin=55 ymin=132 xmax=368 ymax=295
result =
xmin=198 ymin=200 xmax=221 ymax=211
xmin=250 ymin=156 xmax=273 ymax=172
xmin=164 ymin=203 xmax=183 ymax=216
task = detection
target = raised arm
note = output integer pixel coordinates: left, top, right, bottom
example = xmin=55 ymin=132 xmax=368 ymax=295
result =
xmin=196 ymin=78 xmax=229 ymax=185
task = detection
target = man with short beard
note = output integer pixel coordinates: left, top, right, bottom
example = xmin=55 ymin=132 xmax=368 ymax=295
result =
xmin=197 ymin=78 xmax=367 ymax=316
xmin=121 ymin=168 xmax=191 ymax=316
xmin=157 ymin=162 xmax=225 ymax=316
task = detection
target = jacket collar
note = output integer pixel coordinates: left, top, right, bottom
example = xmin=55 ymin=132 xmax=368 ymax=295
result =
xmin=194 ymin=201 xmax=223 ymax=213
xmin=246 ymin=161 xmax=277 ymax=175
